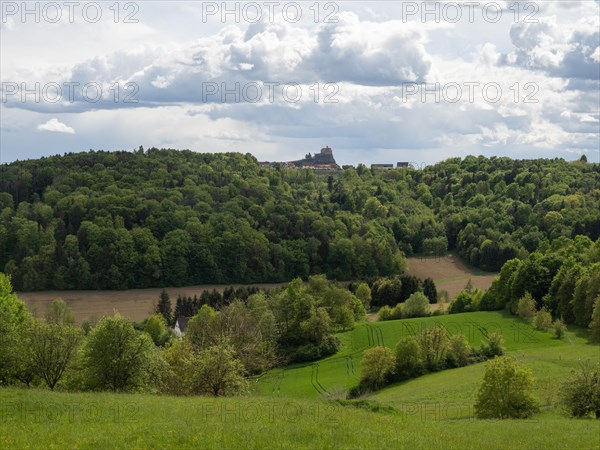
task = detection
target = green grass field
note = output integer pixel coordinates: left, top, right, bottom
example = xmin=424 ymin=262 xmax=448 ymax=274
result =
xmin=1 ymin=311 xmax=599 ymax=449
xmin=1 ymin=387 xmax=599 ymax=449
xmin=256 ymin=311 xmax=587 ymax=398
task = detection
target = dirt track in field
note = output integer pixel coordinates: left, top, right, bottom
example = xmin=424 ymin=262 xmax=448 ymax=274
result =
xmin=18 ymin=283 xmax=287 ymax=325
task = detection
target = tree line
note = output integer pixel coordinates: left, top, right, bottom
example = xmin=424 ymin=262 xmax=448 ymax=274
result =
xmin=442 ymin=235 xmax=600 ymax=334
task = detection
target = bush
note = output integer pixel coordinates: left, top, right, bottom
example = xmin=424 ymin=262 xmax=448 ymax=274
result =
xmin=82 ymin=315 xmax=158 ymax=392
xmin=417 ymin=327 xmax=448 ymax=372
xmin=552 ymin=319 xmax=567 ymax=339
xmin=287 ymin=335 xmax=340 ymax=363
xmin=143 ymin=314 xmax=172 ymax=346
xmin=190 ymin=341 xmax=249 ymax=397
xmin=355 ymin=283 xmax=372 ymax=310
xmin=403 ymin=292 xmax=431 ymax=318
xmin=378 ymin=304 xmax=403 ymax=321
xmin=394 ymin=337 xmax=425 ymax=380
xmin=359 ymin=346 xmax=396 ymax=389
xmin=533 ymin=307 xmax=553 ymax=331
xmin=161 ymin=339 xmax=196 ymax=395
xmin=319 ymin=335 xmax=341 ymax=357
xmin=446 ymin=334 xmax=473 ymax=368
xmin=517 ymin=292 xmax=536 ymax=322
xmin=560 ymin=361 xmax=600 ymax=418
xmin=28 ymin=320 xmax=82 ymax=390
xmin=448 ymin=291 xmax=474 ymax=314
xmin=390 ymin=304 xmax=404 ymax=320
xmin=475 ymin=356 xmax=539 ymax=419
xmin=480 ymin=331 xmax=505 ymax=359
xmin=377 ymin=306 xmax=392 ymax=321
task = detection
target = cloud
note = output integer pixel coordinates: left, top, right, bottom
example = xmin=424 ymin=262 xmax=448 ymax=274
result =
xmin=37 ymin=118 xmax=75 ymax=134
xmin=1 ymin=2 xmax=598 ymax=165
xmin=300 ymin=12 xmax=433 ymax=85
xmin=503 ymin=14 xmax=600 ymax=80
xmin=3 ymin=13 xmax=435 ymax=113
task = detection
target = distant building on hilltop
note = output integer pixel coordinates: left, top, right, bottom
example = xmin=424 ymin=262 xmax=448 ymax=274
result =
xmin=371 ymin=163 xmax=394 ymax=170
xmin=260 ymin=146 xmax=341 ymax=170
xmin=291 ymin=146 xmax=339 ymax=169
xmin=397 ymin=162 xmax=410 ymax=168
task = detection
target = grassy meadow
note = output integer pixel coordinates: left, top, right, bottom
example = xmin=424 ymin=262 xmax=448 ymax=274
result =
xmin=1 ymin=311 xmax=599 ymax=449
xmin=256 ymin=311 xmax=581 ymax=398
xmin=1 ymin=386 xmax=599 ymax=449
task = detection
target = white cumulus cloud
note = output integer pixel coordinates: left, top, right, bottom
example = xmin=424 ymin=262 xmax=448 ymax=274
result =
xmin=37 ymin=118 xmax=75 ymax=134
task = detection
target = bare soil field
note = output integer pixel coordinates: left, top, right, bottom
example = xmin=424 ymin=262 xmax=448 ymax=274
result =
xmin=18 ymin=283 xmax=287 ymax=325
xmin=19 ymin=255 xmax=496 ymax=324
xmin=406 ymin=254 xmax=498 ymax=306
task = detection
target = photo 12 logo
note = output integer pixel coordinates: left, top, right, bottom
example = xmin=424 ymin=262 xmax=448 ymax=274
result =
xmin=399 ymin=82 xmax=539 ymax=104
xmin=1 ymin=2 xmax=139 ymax=24
xmin=1 ymin=81 xmax=139 ymax=104
xmin=200 ymin=1 xmax=340 ymax=24
xmin=201 ymin=81 xmax=339 ymax=104
xmin=398 ymin=1 xmax=539 ymax=24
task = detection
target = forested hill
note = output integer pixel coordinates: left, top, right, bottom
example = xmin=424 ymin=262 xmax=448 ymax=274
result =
xmin=1 ymin=148 xmax=599 ymax=291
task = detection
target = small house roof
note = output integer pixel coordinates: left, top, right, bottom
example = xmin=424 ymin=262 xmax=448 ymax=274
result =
xmin=174 ymin=316 xmax=191 ymax=333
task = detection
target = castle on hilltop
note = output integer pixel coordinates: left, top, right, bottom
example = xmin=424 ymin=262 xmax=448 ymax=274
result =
xmin=260 ymin=146 xmax=340 ymax=170
xmin=293 ymin=146 xmax=338 ymax=168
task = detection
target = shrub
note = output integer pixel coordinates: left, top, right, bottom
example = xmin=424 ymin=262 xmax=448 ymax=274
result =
xmin=516 ymin=292 xmax=536 ymax=322
xmin=359 ymin=346 xmax=396 ymax=389
xmin=390 ymin=303 xmax=404 ymax=320
xmin=533 ymin=307 xmax=553 ymax=331
xmin=378 ymin=304 xmax=403 ymax=321
xmin=560 ymin=361 xmax=600 ymax=418
xmin=28 ymin=320 xmax=82 ymax=390
xmin=190 ymin=341 xmax=249 ymax=397
xmin=403 ymin=292 xmax=431 ymax=318
xmin=417 ymin=327 xmax=448 ymax=371
xmin=355 ymin=283 xmax=372 ymax=310
xmin=82 ymin=314 xmax=157 ymax=392
xmin=378 ymin=306 xmax=392 ymax=321
xmin=480 ymin=331 xmax=505 ymax=359
xmin=394 ymin=337 xmax=425 ymax=380
xmin=475 ymin=356 xmax=539 ymax=419
xmin=287 ymin=335 xmax=340 ymax=363
xmin=319 ymin=335 xmax=341 ymax=357
xmin=552 ymin=319 xmax=567 ymax=339
xmin=143 ymin=314 xmax=171 ymax=346
xmin=448 ymin=291 xmax=473 ymax=314
xmin=161 ymin=339 xmax=195 ymax=395
xmin=446 ymin=334 xmax=473 ymax=368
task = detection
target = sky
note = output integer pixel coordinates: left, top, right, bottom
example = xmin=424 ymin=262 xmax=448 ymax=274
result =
xmin=1 ymin=1 xmax=599 ymax=167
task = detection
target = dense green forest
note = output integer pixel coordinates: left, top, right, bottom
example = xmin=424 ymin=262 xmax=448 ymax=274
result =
xmin=480 ymin=235 xmax=600 ymax=325
xmin=1 ymin=148 xmax=598 ymax=291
